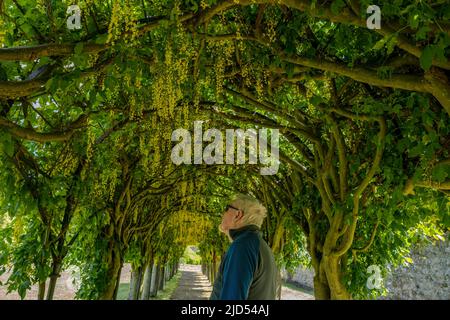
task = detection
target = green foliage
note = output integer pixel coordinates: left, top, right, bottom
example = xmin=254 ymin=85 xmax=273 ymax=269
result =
xmin=0 ymin=0 xmax=448 ymax=300
xmin=180 ymin=246 xmax=202 ymax=265
xmin=278 ymin=218 xmax=311 ymax=274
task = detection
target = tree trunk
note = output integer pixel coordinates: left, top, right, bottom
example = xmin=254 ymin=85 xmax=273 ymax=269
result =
xmin=167 ymin=264 xmax=171 ymax=280
xmin=164 ymin=264 xmax=169 ymax=282
xmin=306 ymin=212 xmax=350 ymax=300
xmin=212 ymin=252 xmax=217 ymax=284
xmin=128 ymin=266 xmax=139 ymax=300
xmin=141 ymin=260 xmax=153 ymax=300
xmin=46 ymin=180 xmax=79 ymax=300
xmin=158 ymin=264 xmax=165 ymax=291
xmin=322 ymin=255 xmax=351 ymax=300
xmin=113 ymin=263 xmax=122 ymax=300
xmin=308 ymin=248 xmax=349 ymax=299
xmin=425 ymin=69 xmax=450 ymax=116
xmin=313 ymin=273 xmax=331 ymax=300
xmin=37 ymin=227 xmax=50 ymax=300
xmin=46 ymin=262 xmax=62 ymax=300
xmin=209 ymin=263 xmax=214 ymax=284
xmin=128 ymin=265 xmax=144 ymax=300
xmin=46 ymin=275 xmax=58 ymax=300
xmin=149 ymin=262 xmax=158 ymax=297
xmin=276 ymin=269 xmax=282 ymax=300
xmin=38 ymin=281 xmax=46 ymax=300
xmin=99 ymin=242 xmax=122 ymax=300
xmin=310 ymin=254 xmax=331 ymax=300
xmin=209 ymin=263 xmax=212 ymax=282
xmin=136 ymin=266 xmax=143 ymax=299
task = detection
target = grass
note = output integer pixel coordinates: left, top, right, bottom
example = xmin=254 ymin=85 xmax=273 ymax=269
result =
xmin=116 ymin=271 xmax=182 ymax=300
xmin=116 ymin=283 xmax=130 ymax=300
xmin=282 ymin=280 xmax=315 ymax=296
xmin=155 ymin=272 xmax=182 ymax=300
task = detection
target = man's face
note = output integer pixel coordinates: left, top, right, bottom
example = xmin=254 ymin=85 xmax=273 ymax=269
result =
xmin=219 ymin=205 xmax=241 ymax=233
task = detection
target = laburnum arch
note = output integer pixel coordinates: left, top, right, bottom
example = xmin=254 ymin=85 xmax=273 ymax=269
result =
xmin=0 ymin=0 xmax=448 ymax=300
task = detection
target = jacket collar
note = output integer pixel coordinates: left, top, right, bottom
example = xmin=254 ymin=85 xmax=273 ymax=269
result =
xmin=229 ymin=224 xmax=260 ymax=240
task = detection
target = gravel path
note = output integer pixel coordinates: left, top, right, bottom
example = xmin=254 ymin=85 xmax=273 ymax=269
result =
xmin=171 ymin=264 xmax=213 ymax=300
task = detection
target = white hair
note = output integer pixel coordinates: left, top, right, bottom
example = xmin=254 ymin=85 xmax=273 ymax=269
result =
xmin=230 ymin=194 xmax=267 ymax=228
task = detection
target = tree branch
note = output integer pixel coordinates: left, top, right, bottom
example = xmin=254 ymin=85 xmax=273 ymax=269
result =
xmin=352 ymin=221 xmax=379 ymax=253
xmin=0 ymin=43 xmax=107 ymax=61
xmin=0 ymin=114 xmax=88 ymax=142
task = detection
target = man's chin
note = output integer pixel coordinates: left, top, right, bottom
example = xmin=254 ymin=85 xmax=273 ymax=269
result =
xmin=219 ymin=225 xmax=232 ymax=238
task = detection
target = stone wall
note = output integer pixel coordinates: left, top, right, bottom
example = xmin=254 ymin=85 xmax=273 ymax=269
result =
xmin=382 ymin=238 xmax=449 ymax=300
xmin=281 ymin=266 xmax=314 ymax=291
xmin=282 ymin=237 xmax=450 ymax=299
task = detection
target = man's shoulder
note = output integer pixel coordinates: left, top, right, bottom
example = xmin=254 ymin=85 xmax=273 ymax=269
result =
xmin=225 ymin=231 xmax=260 ymax=269
xmin=233 ymin=229 xmax=260 ymax=244
xmin=230 ymin=231 xmax=260 ymax=254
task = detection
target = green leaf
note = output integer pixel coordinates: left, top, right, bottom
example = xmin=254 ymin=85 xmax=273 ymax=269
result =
xmin=443 ymin=5 xmax=450 ymax=19
xmin=21 ymin=23 xmax=33 ymax=35
xmin=74 ymin=42 xmax=84 ymax=56
xmin=45 ymin=78 xmax=54 ymax=91
xmin=36 ymin=56 xmax=51 ymax=68
xmin=95 ymin=34 xmax=108 ymax=45
xmin=96 ymin=92 xmax=105 ymax=103
xmin=72 ymin=53 xmax=88 ymax=68
xmin=408 ymin=143 xmax=424 ymax=158
xmin=408 ymin=12 xmax=420 ymax=29
xmin=1 ymin=131 xmax=14 ymax=157
xmin=331 ymin=0 xmax=345 ymax=15
xmin=415 ymin=26 xmax=431 ymax=41
xmin=420 ymin=45 xmax=434 ymax=71
xmin=0 ymin=64 xmax=7 ymax=81
xmin=309 ymin=95 xmax=324 ymax=106
xmin=372 ymin=38 xmax=387 ymax=51
xmin=386 ymin=36 xmax=397 ymax=55
xmin=432 ymin=164 xmax=449 ymax=183
xmin=433 ymin=45 xmax=446 ymax=63
xmin=189 ymin=0 xmax=198 ymax=12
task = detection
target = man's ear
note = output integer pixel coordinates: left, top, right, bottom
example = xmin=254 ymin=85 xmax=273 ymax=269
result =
xmin=235 ymin=210 xmax=244 ymax=221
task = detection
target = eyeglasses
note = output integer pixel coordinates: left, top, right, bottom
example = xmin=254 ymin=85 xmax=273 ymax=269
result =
xmin=226 ymin=204 xmax=241 ymax=212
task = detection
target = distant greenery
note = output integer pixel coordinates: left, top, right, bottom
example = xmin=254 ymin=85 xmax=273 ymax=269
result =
xmin=180 ymin=246 xmax=202 ymax=265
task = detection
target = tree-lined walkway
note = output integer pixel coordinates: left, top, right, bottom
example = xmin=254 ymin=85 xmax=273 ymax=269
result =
xmin=1 ymin=0 xmax=448 ymax=301
xmin=170 ymin=264 xmax=314 ymax=300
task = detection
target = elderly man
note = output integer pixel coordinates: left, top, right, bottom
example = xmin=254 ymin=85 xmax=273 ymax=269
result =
xmin=210 ymin=194 xmax=278 ymax=300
